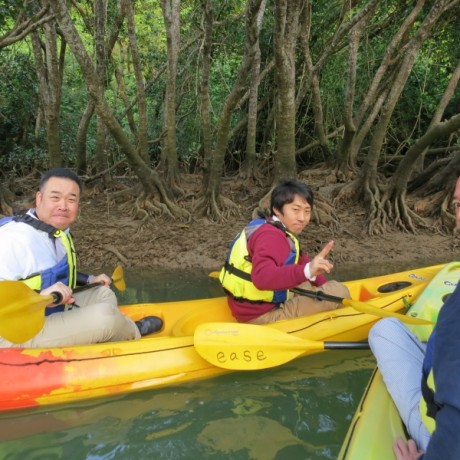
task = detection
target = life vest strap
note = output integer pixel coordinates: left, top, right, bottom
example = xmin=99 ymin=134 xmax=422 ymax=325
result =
xmin=224 ymin=260 xmax=252 ymax=282
xmin=421 ymin=372 xmax=443 ymax=419
xmin=222 ymin=287 xmax=281 ymax=307
xmin=13 ymin=214 xmax=57 ymax=238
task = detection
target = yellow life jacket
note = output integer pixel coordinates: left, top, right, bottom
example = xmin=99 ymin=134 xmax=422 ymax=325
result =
xmin=4 ymin=214 xmax=78 ymax=315
xmin=22 ymin=229 xmax=77 ymax=292
xmin=219 ymin=219 xmax=300 ymax=303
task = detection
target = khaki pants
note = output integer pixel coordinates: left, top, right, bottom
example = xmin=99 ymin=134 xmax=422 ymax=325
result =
xmin=0 ymin=286 xmax=140 ymax=348
xmin=249 ymin=280 xmax=350 ymax=325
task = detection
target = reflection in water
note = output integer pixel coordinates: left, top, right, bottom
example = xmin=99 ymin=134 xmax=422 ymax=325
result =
xmin=118 ymin=267 xmax=224 ymax=304
xmin=4 ymin=262 xmax=431 ymax=459
xmin=197 ymin=416 xmax=314 ymax=458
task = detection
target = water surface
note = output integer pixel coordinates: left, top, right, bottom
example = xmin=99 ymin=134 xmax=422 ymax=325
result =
xmin=0 ymin=262 xmax=442 ymax=459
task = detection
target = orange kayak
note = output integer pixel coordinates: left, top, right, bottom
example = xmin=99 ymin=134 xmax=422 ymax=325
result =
xmin=0 ymin=263 xmax=445 ymax=412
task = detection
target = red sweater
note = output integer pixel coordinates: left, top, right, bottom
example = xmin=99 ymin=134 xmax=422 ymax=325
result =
xmin=227 ymin=223 xmax=327 ymax=322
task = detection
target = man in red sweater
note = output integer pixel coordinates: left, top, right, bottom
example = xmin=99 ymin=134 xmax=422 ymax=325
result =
xmin=220 ymin=179 xmax=350 ymax=324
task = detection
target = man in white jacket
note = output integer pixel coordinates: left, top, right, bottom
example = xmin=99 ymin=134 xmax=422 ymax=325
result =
xmin=0 ymin=168 xmax=162 ymax=348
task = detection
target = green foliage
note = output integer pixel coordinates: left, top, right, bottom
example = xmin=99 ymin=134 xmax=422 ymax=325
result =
xmin=0 ymin=145 xmax=48 ymax=176
xmin=0 ymin=51 xmax=40 ymax=172
xmin=392 ymin=16 xmax=460 ymax=151
xmin=1 ymin=0 xmax=459 ymax=177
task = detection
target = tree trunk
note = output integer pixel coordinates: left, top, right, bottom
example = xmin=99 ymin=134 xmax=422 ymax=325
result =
xmin=123 ymin=0 xmax=149 ymax=164
xmin=75 ymin=100 xmax=95 ymax=175
xmin=298 ymin=1 xmax=333 ymax=164
xmin=0 ymin=5 xmax=53 ymax=49
xmin=160 ymin=0 xmax=182 ymax=194
xmin=273 ymin=0 xmax=301 ymax=181
xmin=199 ymin=0 xmax=213 ymax=183
xmin=241 ymin=0 xmax=267 ymax=183
xmin=49 ymin=0 xmax=189 ymax=220
xmin=336 ymin=0 xmax=425 ymax=178
xmin=115 ymin=59 xmax=138 ymax=137
xmin=74 ymin=1 xmax=125 ymax=175
xmin=92 ymin=0 xmax=108 ymax=173
xmin=363 ymin=0 xmax=459 ymax=235
xmin=30 ymin=3 xmax=65 ymax=168
xmin=194 ymin=0 xmax=265 ymax=220
xmin=380 ymin=113 xmax=460 ymax=234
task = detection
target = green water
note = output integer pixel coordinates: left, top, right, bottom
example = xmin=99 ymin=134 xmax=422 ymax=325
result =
xmin=0 ymin=264 xmax=422 ymax=460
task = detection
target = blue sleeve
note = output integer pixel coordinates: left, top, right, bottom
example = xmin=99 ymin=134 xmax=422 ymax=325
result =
xmin=423 ymin=282 xmax=460 ymax=458
xmin=432 ymin=283 xmax=460 ymax=412
xmin=76 ymin=271 xmax=90 ymax=285
xmin=423 ymin=405 xmax=460 ymax=459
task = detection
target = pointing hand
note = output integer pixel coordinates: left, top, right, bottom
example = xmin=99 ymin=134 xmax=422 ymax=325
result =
xmin=309 ymin=241 xmax=334 ymax=277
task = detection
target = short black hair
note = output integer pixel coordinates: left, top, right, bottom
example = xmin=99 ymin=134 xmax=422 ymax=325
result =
xmin=270 ymin=179 xmax=314 ymax=215
xmin=39 ymin=168 xmax=82 ymax=193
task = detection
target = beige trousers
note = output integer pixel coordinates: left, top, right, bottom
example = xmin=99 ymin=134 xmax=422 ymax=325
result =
xmin=249 ymin=280 xmax=350 ymax=325
xmin=0 ymin=286 xmax=140 ymax=348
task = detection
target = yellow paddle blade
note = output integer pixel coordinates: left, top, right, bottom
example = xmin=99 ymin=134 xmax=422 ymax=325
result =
xmin=342 ymin=299 xmax=433 ymax=325
xmin=0 ymin=281 xmax=54 ymax=344
xmin=112 ymin=265 xmax=126 ymax=292
xmin=208 ymin=271 xmax=220 ymax=279
xmin=195 ymin=322 xmax=325 ymax=370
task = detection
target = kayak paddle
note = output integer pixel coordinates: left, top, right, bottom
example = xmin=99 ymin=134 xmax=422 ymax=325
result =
xmin=0 ymin=266 xmax=126 ymax=344
xmin=209 ymin=271 xmax=431 ymax=325
xmin=73 ymin=265 xmax=126 ymax=293
xmin=291 ymin=287 xmax=432 ymax=325
xmin=0 ymin=281 xmax=62 ymax=344
xmin=194 ymin=322 xmax=370 ymax=370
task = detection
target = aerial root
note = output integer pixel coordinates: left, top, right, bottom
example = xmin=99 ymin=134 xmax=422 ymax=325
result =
xmin=194 ymin=192 xmax=240 ymax=222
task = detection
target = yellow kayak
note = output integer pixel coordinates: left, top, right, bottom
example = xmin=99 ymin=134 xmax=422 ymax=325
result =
xmin=338 ymin=262 xmax=460 ymax=459
xmin=0 ymin=263 xmax=445 ymax=412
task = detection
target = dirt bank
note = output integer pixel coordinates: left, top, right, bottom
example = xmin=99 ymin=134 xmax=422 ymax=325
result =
xmin=70 ymin=175 xmax=459 ymax=274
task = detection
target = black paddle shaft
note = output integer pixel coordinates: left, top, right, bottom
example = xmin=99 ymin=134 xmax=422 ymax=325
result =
xmin=291 ymin=287 xmax=345 ymax=304
xmin=324 ymin=341 xmax=370 ymax=350
xmin=73 ymin=281 xmax=104 ymax=294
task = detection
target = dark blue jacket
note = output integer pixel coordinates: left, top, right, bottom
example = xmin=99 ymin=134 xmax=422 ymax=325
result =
xmin=421 ymin=281 xmax=460 ymax=459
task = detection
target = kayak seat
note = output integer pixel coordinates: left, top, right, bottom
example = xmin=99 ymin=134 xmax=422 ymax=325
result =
xmin=172 ymin=304 xmax=235 ymax=337
xmin=377 ymin=281 xmax=412 ymax=293
xmin=358 ymin=281 xmax=413 ymax=302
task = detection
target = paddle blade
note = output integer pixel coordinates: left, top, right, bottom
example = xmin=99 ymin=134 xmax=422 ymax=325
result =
xmin=194 ymin=322 xmax=324 ymax=370
xmin=0 ymin=281 xmax=53 ymax=343
xmin=208 ymin=271 xmax=220 ymax=279
xmin=343 ymin=299 xmax=433 ymax=325
xmin=112 ymin=265 xmax=126 ymax=292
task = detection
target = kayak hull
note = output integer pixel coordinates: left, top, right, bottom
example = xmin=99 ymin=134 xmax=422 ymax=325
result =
xmin=0 ymin=263 xmax=445 ymax=412
xmin=338 ymin=369 xmax=406 ymax=460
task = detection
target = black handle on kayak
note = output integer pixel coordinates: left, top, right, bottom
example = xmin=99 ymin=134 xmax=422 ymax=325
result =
xmin=291 ymin=287 xmax=345 ymax=304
